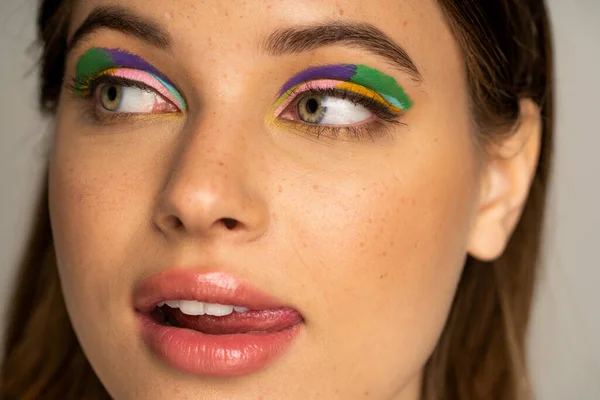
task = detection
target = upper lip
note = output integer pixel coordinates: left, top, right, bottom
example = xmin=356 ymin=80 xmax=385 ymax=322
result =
xmin=133 ymin=269 xmax=292 ymax=313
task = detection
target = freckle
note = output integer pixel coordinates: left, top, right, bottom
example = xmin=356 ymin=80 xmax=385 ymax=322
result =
xmin=267 ymin=4 xmax=271 ymax=9
xmin=312 ymin=184 xmax=319 ymax=190
xmin=359 ymin=241 xmax=365 ymax=248
xmin=368 ymin=217 xmax=373 ymax=224
xmin=278 ymin=185 xmax=283 ymax=193
xmin=218 ymin=161 xmax=224 ymax=166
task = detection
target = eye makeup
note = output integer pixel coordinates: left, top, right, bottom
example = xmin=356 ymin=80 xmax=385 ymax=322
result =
xmin=274 ymin=64 xmax=413 ymax=116
xmin=72 ymin=47 xmax=186 ymax=111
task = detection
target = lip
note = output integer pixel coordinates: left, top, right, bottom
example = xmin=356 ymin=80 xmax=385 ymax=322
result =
xmin=134 ymin=269 xmax=303 ymax=377
xmin=134 ymin=270 xmax=296 ymax=312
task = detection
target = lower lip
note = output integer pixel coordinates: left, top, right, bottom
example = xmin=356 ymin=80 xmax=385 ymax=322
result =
xmin=137 ymin=313 xmax=302 ymax=377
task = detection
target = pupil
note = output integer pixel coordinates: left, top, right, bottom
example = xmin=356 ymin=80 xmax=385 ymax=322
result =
xmin=306 ymin=98 xmax=319 ymax=114
xmin=107 ymin=86 xmax=118 ymax=101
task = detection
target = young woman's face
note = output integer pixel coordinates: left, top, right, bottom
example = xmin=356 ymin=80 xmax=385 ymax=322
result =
xmin=48 ymin=0 xmax=486 ymax=398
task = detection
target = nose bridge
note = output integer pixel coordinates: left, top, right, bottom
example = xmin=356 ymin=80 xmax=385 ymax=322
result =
xmin=154 ymin=113 xmax=268 ymax=241
xmin=175 ymin=114 xmax=248 ymax=185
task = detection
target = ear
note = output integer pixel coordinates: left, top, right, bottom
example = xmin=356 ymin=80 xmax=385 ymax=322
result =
xmin=467 ymin=99 xmax=542 ymax=262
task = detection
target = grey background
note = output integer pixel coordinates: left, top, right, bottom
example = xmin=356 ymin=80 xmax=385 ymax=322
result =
xmin=1 ymin=1 xmax=599 ymax=399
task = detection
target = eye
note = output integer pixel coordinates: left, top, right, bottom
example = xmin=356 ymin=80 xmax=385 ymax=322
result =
xmin=271 ymin=69 xmax=410 ymax=141
xmin=294 ymin=94 xmax=374 ymax=125
xmin=97 ymin=83 xmax=178 ymax=114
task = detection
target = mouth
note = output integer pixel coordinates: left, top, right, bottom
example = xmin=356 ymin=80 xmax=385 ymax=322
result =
xmin=134 ymin=270 xmax=304 ymax=377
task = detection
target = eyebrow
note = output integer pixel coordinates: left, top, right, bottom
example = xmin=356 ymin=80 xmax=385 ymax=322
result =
xmin=264 ymin=21 xmax=422 ymax=82
xmin=67 ymin=6 xmax=170 ymax=54
xmin=68 ymin=8 xmax=421 ymax=82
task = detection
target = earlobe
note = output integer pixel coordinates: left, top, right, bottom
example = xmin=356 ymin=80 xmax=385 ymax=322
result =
xmin=467 ymin=99 xmax=542 ymax=262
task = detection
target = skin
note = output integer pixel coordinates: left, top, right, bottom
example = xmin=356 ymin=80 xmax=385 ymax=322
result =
xmin=48 ymin=0 xmax=541 ymax=399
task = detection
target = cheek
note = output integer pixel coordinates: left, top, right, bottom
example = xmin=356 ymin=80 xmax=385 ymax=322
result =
xmin=279 ymin=125 xmax=480 ymax=387
xmin=47 ymin=114 xmax=166 ymax=344
xmin=47 ymin=112 xmax=180 ymax=394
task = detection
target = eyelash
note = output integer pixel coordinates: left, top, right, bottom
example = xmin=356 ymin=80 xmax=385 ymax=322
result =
xmin=279 ymin=85 xmax=403 ymax=142
xmin=67 ymin=73 xmax=404 ymax=142
xmin=67 ymin=73 xmax=177 ymax=123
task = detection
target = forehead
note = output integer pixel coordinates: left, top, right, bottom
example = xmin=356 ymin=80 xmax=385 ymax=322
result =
xmin=70 ymin=0 xmax=444 ymax=29
xmin=69 ymin=0 xmax=463 ymax=85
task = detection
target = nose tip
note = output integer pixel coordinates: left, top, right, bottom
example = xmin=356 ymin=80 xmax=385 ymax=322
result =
xmin=153 ymin=180 xmax=268 ymax=242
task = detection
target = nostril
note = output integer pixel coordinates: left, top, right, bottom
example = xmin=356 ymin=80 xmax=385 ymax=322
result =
xmin=172 ymin=218 xmax=184 ymax=229
xmin=221 ymin=218 xmax=238 ymax=230
xmin=164 ymin=216 xmax=184 ymax=230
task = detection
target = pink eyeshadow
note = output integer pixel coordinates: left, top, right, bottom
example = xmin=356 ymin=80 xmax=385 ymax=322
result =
xmin=274 ymin=80 xmax=343 ymax=115
xmin=109 ymin=68 xmax=179 ymax=107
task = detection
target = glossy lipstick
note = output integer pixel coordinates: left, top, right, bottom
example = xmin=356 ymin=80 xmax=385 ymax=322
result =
xmin=134 ymin=270 xmax=303 ymax=377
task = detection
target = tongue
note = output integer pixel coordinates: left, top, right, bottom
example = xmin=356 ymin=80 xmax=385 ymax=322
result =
xmin=165 ymin=307 xmax=303 ymax=335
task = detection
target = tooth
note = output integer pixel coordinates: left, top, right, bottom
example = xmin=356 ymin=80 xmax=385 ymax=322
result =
xmin=178 ymin=300 xmax=205 ymax=315
xmin=205 ymin=303 xmax=234 ymax=316
xmin=165 ymin=300 xmax=180 ymax=308
xmin=157 ymin=301 xmax=166 ymax=307
xmin=233 ymin=306 xmax=249 ymax=313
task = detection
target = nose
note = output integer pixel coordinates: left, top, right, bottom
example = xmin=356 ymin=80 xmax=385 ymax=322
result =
xmin=153 ymin=119 xmax=269 ymax=243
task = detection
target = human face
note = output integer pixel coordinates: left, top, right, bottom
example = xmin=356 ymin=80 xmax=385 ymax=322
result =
xmin=48 ymin=0 xmax=482 ymax=398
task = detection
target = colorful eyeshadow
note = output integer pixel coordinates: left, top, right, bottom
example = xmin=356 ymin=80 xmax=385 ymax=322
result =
xmin=274 ymin=80 xmax=393 ymax=115
xmin=74 ymin=47 xmax=186 ymax=110
xmin=277 ymin=64 xmax=413 ymax=113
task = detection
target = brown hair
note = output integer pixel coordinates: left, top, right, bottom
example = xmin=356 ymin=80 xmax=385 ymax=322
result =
xmin=0 ymin=1 xmax=553 ymax=399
